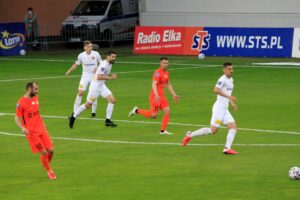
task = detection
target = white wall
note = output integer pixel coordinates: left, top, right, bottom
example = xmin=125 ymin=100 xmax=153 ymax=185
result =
xmin=139 ymin=0 xmax=300 ymax=27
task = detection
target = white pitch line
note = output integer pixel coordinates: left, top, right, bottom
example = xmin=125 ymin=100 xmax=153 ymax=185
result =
xmin=0 ymin=65 xmax=218 ymax=83
xmin=1 ymin=131 xmax=300 ymax=147
xmin=1 ymin=57 xmax=300 ymax=69
xmin=1 ymin=112 xmax=300 ymax=135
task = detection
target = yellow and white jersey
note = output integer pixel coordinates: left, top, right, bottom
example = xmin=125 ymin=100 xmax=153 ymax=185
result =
xmin=75 ymin=50 xmax=102 ymax=76
xmin=215 ymin=75 xmax=234 ymax=108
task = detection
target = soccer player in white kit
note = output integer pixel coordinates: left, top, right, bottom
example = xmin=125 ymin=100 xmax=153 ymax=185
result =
xmin=182 ymin=63 xmax=239 ymax=154
xmin=65 ymin=40 xmax=102 ymax=118
xmin=69 ymin=51 xmax=118 ymax=128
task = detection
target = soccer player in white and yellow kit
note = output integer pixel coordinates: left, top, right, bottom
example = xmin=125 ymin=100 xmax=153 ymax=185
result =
xmin=182 ymin=63 xmax=239 ymax=154
xmin=65 ymin=40 xmax=102 ymax=118
xmin=69 ymin=51 xmax=118 ymax=128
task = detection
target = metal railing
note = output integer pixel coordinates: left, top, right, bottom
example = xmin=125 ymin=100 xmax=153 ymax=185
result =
xmin=25 ymin=20 xmax=137 ymax=49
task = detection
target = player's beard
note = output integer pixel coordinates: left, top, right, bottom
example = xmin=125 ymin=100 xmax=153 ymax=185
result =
xmin=30 ymin=92 xmax=37 ymax=97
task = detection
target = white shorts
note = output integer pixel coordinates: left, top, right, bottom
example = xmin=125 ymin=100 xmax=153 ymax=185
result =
xmin=78 ymin=74 xmax=93 ymax=91
xmin=87 ymin=85 xmax=112 ymax=103
xmin=210 ymin=103 xmax=235 ymax=128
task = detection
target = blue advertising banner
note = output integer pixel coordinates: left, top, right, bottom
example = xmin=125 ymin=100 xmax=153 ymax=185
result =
xmin=0 ymin=23 xmax=26 ymax=56
xmin=198 ymin=27 xmax=294 ymax=57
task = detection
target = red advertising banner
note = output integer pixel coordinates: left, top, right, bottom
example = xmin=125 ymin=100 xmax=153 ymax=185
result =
xmin=133 ymin=26 xmax=185 ymax=55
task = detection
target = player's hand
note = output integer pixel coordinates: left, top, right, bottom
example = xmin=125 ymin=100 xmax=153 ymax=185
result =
xmin=228 ymin=96 xmax=236 ymax=102
xmin=65 ymin=71 xmax=70 ymax=76
xmin=21 ymin=127 xmax=29 ymax=135
xmin=110 ymin=73 xmax=117 ymax=80
xmin=154 ymin=96 xmax=160 ymax=103
xmin=173 ymin=94 xmax=180 ymax=103
xmin=232 ymin=104 xmax=238 ymax=112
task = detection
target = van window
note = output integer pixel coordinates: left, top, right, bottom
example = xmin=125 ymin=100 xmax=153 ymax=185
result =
xmin=108 ymin=0 xmax=123 ymax=17
xmin=73 ymin=1 xmax=109 ymax=16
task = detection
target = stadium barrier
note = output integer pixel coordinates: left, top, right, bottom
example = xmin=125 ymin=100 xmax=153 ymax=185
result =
xmin=24 ymin=20 xmax=136 ymax=49
xmin=133 ymin=26 xmax=300 ymax=58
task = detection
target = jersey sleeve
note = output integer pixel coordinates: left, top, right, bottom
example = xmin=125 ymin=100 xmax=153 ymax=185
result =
xmin=96 ymin=62 xmax=106 ymax=75
xmin=215 ymin=76 xmax=225 ymax=89
xmin=152 ymin=71 xmax=160 ymax=82
xmin=15 ymin=101 xmax=23 ymax=117
xmin=75 ymin=54 xmax=82 ymax=65
xmin=97 ymin=52 xmax=102 ymax=64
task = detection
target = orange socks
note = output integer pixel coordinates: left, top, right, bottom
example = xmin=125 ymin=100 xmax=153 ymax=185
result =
xmin=161 ymin=113 xmax=170 ymax=131
xmin=40 ymin=154 xmax=51 ymax=172
xmin=137 ymin=109 xmax=152 ymax=118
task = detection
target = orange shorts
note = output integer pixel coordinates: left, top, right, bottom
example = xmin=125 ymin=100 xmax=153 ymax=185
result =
xmin=149 ymin=97 xmax=169 ymax=114
xmin=26 ymin=130 xmax=54 ymax=154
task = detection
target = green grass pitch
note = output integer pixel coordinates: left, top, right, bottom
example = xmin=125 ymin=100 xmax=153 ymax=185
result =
xmin=0 ymin=50 xmax=300 ymax=200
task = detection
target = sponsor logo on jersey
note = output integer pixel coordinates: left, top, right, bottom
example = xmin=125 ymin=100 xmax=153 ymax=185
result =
xmin=191 ymin=31 xmax=210 ymax=53
xmin=155 ymin=72 xmax=160 ymax=77
xmin=217 ymin=81 xmax=223 ymax=85
xmin=0 ymin=30 xmax=25 ymax=50
xmin=16 ymin=103 xmax=20 ymax=108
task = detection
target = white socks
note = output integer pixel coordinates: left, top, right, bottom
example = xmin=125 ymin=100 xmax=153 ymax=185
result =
xmin=225 ymin=129 xmax=237 ymax=149
xmin=73 ymin=95 xmax=82 ymax=112
xmin=190 ymin=127 xmax=212 ymax=138
xmin=92 ymin=100 xmax=97 ymax=113
xmin=106 ymin=103 xmax=114 ymax=119
xmin=74 ymin=104 xmax=86 ymax=118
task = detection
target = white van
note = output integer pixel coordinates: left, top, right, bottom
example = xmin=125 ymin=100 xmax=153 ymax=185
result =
xmin=61 ymin=0 xmax=139 ymax=44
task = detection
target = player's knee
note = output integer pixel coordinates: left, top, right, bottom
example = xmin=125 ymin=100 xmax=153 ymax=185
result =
xmin=150 ymin=113 xmax=158 ymax=118
xmin=211 ymin=127 xmax=218 ymax=134
xmin=85 ymin=102 xmax=92 ymax=108
xmin=40 ymin=150 xmax=48 ymax=155
xmin=110 ymin=98 xmax=116 ymax=104
xmin=164 ymin=109 xmax=170 ymax=115
xmin=78 ymin=91 xmax=84 ymax=96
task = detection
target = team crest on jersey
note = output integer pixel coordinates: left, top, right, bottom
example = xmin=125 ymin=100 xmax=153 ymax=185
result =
xmin=215 ymin=119 xmax=222 ymax=124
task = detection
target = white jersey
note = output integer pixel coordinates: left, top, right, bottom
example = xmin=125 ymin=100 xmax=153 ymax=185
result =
xmin=214 ymin=75 xmax=234 ymax=108
xmin=75 ymin=50 xmax=102 ymax=76
xmin=90 ymin=60 xmax=112 ymax=90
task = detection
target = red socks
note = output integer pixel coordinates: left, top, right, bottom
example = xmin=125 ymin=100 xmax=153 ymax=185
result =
xmin=161 ymin=113 xmax=170 ymax=131
xmin=137 ymin=109 xmax=152 ymax=118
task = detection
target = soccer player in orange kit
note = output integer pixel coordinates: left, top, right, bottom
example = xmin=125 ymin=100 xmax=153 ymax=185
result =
xmin=128 ymin=57 xmax=180 ymax=134
xmin=15 ymin=82 xmax=56 ymax=180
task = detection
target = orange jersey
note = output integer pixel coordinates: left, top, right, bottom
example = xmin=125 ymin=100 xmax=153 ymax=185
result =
xmin=150 ymin=67 xmax=169 ymax=99
xmin=16 ymin=96 xmax=46 ymax=134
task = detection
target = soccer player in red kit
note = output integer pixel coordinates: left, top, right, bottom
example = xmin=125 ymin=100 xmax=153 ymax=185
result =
xmin=129 ymin=57 xmax=180 ymax=134
xmin=15 ymin=82 xmax=56 ymax=180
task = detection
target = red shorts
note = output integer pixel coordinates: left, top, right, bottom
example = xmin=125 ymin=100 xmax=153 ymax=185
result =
xmin=26 ymin=130 xmax=54 ymax=154
xmin=149 ymin=97 xmax=169 ymax=114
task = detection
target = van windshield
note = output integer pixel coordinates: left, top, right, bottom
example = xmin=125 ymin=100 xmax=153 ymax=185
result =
xmin=72 ymin=1 xmax=109 ymax=16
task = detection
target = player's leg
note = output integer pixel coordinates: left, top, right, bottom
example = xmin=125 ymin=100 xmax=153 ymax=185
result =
xmin=91 ymin=100 xmax=97 ymax=118
xmin=104 ymin=94 xmax=117 ymax=127
xmin=41 ymin=131 xmax=54 ymax=162
xmin=101 ymin=86 xmax=117 ymax=127
xmin=160 ymin=98 xmax=172 ymax=135
xmin=27 ymin=134 xmax=56 ymax=179
xmin=182 ymin=103 xmax=222 ymax=145
xmin=74 ymin=77 xmax=88 ymax=112
xmin=69 ymin=90 xmax=97 ymax=128
xmin=223 ymin=111 xmax=239 ymax=154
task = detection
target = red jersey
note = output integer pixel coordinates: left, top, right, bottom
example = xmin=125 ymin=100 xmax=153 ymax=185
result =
xmin=16 ymin=96 xmax=46 ymax=134
xmin=150 ymin=67 xmax=169 ymax=99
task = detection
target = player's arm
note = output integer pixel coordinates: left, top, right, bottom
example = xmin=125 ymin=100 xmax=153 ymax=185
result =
xmin=97 ymin=73 xmax=117 ymax=80
xmin=152 ymin=80 xmax=160 ymax=102
xmin=15 ymin=116 xmax=29 ymax=135
xmin=213 ymin=87 xmax=236 ymax=102
xmin=166 ymin=82 xmax=180 ymax=102
xmin=65 ymin=63 xmax=78 ymax=76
